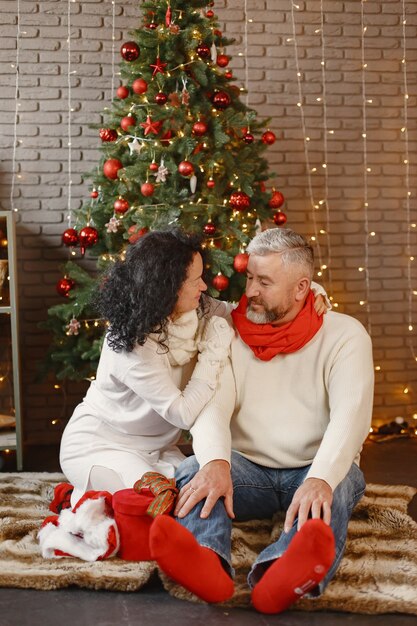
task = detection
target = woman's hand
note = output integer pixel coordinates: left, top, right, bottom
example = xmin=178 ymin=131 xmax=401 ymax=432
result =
xmin=314 ymin=294 xmax=328 ymax=316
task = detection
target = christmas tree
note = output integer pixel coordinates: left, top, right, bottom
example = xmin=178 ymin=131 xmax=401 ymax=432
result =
xmin=44 ymin=0 xmax=286 ymax=381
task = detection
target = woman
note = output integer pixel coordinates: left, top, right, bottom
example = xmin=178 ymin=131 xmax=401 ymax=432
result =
xmin=60 ymin=228 xmax=234 ymax=506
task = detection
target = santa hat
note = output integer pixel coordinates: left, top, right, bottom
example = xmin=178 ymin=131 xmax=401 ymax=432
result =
xmin=38 ymin=490 xmax=119 ymax=561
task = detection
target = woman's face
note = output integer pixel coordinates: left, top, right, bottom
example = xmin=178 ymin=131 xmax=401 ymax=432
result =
xmin=172 ymin=253 xmax=207 ymax=319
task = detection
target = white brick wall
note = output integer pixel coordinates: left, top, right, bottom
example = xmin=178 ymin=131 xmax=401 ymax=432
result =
xmin=0 ymin=0 xmax=416 ymax=447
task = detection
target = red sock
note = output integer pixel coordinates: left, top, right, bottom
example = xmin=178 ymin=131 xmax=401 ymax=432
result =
xmin=149 ymin=515 xmax=234 ymax=603
xmin=251 ymin=518 xmax=335 ymax=614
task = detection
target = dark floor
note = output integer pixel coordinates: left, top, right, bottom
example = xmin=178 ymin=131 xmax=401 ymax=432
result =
xmin=0 ymin=438 xmax=416 ymax=626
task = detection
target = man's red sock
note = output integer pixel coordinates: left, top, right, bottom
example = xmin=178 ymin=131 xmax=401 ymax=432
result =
xmin=149 ymin=515 xmax=234 ymax=603
xmin=251 ymin=518 xmax=335 ymax=614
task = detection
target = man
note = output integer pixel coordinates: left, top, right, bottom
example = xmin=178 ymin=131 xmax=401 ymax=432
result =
xmin=150 ymin=228 xmax=374 ymax=614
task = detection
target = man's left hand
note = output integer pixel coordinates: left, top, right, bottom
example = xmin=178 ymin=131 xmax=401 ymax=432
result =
xmin=284 ymin=477 xmax=333 ymax=532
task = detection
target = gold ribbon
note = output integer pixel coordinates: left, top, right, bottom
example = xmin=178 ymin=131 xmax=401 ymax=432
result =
xmin=133 ymin=471 xmax=178 ymax=518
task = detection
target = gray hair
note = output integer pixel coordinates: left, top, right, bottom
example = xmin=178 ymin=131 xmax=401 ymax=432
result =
xmin=247 ymin=228 xmax=314 ymax=279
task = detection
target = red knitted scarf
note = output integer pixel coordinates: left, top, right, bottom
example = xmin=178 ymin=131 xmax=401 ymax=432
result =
xmin=231 ymin=290 xmax=323 ymax=361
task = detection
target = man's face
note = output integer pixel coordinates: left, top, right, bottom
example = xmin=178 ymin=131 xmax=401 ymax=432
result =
xmin=245 ymin=253 xmax=299 ymax=325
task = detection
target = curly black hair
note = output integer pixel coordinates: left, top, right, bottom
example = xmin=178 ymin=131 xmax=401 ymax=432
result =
xmin=95 ymin=228 xmax=208 ymax=352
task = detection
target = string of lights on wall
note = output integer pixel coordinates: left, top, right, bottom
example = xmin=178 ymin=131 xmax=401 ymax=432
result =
xmin=9 ymin=0 xmax=21 ymax=214
xmin=110 ymin=0 xmax=117 ymax=99
xmin=288 ymin=2 xmax=327 ymax=287
xmin=66 ymin=0 xmax=75 ymax=233
xmin=401 ymin=0 xmax=416 ymax=367
xmin=359 ymin=0 xmax=373 ymax=336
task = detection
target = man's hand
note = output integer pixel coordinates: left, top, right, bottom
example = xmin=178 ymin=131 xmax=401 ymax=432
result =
xmin=284 ymin=477 xmax=333 ymax=533
xmin=174 ymin=459 xmax=234 ymax=520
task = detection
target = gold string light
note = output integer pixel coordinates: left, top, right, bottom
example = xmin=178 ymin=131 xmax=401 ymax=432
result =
xmin=9 ymin=0 xmax=22 ymax=213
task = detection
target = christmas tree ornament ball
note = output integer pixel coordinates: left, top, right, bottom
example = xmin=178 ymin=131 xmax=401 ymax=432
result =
xmin=99 ymin=128 xmax=118 ymax=142
xmin=212 ymin=273 xmax=229 ymax=291
xmin=178 ymin=161 xmax=194 ymax=177
xmin=262 ymin=130 xmax=276 ymax=145
xmin=268 ymin=190 xmax=285 ymax=209
xmin=103 ymin=159 xmax=123 ymax=180
xmin=230 ymin=191 xmax=250 ymax=211
xmin=212 ymin=91 xmax=231 ymax=110
xmin=216 ymin=54 xmax=229 ymax=68
xmin=121 ymin=41 xmax=140 ymax=62
xmin=56 ymin=277 xmax=75 ymax=297
xmin=132 ymin=78 xmax=148 ymax=94
xmin=203 ymin=222 xmax=216 ymax=236
xmin=114 ymin=198 xmax=129 ymax=214
xmin=120 ymin=116 xmax=136 ymax=131
xmin=233 ymin=252 xmax=249 ymax=273
xmin=116 ymin=85 xmax=129 ymax=99
xmin=273 ymin=211 xmax=287 ymax=226
xmin=141 ymin=182 xmax=155 ymax=197
xmin=62 ymin=228 xmax=79 ymax=247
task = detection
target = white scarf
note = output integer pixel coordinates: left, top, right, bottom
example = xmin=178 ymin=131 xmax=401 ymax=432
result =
xmin=165 ymin=310 xmax=201 ymax=366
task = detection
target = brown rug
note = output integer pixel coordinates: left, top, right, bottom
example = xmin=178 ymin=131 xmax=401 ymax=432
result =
xmin=0 ymin=472 xmax=416 ymax=615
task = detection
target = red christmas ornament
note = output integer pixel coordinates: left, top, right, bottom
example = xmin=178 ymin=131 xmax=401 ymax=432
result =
xmin=140 ymin=115 xmax=162 ymax=136
xmin=150 ymin=56 xmax=167 ymax=77
xmin=161 ymin=130 xmax=173 ymax=146
xmin=203 ymin=222 xmax=216 ymax=236
xmin=120 ymin=115 xmax=136 ymax=131
xmin=141 ymin=182 xmax=155 ymax=197
xmin=148 ymin=21 xmax=158 ymax=30
xmin=149 ymin=162 xmax=159 ymax=172
xmin=114 ymin=197 xmax=129 ymax=214
xmin=155 ymin=92 xmax=168 ymax=105
xmin=262 ymin=130 xmax=276 ymax=145
xmin=206 ymin=9 xmax=214 ymax=18
xmin=243 ymin=132 xmax=254 ymax=144
xmin=79 ymin=226 xmax=99 ymax=255
xmin=121 ymin=41 xmax=140 ymax=62
xmin=192 ymin=121 xmax=208 ymax=136
xmin=273 ymin=211 xmax=287 ymax=226
xmin=165 ymin=5 xmax=172 ymax=27
xmin=99 ymin=128 xmax=118 ymax=142
xmin=212 ymin=91 xmax=231 ymax=110
xmin=268 ymin=190 xmax=285 ymax=209
xmin=229 ymin=191 xmax=250 ymax=211
xmin=178 ymin=161 xmax=194 ymax=177
xmin=62 ymin=228 xmax=78 ymax=247
xmin=56 ymin=277 xmax=75 ymax=297
xmin=103 ymin=159 xmax=123 ymax=180
xmin=116 ymin=85 xmax=129 ymax=99
xmin=224 ymin=70 xmax=233 ymax=80
xmin=128 ymin=225 xmax=148 ymax=244
xmin=212 ymin=273 xmax=229 ymax=291
xmin=206 ymin=178 xmax=215 ymax=189
xmin=233 ymin=252 xmax=249 ymax=273
xmin=132 ymin=78 xmax=148 ymax=94
xmin=258 ymin=181 xmax=266 ymax=193
xmin=216 ymin=54 xmax=229 ymax=68
xmin=90 ymin=189 xmax=99 ymax=199
xmin=196 ymin=43 xmax=211 ymax=59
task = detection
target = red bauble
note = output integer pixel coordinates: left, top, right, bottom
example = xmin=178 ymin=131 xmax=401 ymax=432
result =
xmin=132 ymin=78 xmax=148 ymax=94
xmin=203 ymin=222 xmax=216 ymax=236
xmin=148 ymin=22 xmax=158 ymax=30
xmin=229 ymin=191 xmax=250 ymax=211
xmin=120 ymin=115 xmax=136 ymax=131
xmin=258 ymin=181 xmax=266 ymax=193
xmin=155 ymin=92 xmax=168 ymax=105
xmin=141 ymin=182 xmax=155 ymax=197
xmin=99 ymin=128 xmax=118 ymax=142
xmin=206 ymin=9 xmax=214 ymax=18
xmin=212 ymin=91 xmax=231 ymax=110
xmin=273 ymin=211 xmax=287 ymax=225
xmin=196 ymin=43 xmax=211 ymax=59
xmin=224 ymin=70 xmax=233 ymax=80
xmin=128 ymin=225 xmax=148 ymax=244
xmin=114 ymin=197 xmax=129 ymax=214
xmin=243 ymin=132 xmax=254 ymax=144
xmin=206 ymin=178 xmax=215 ymax=189
xmin=233 ymin=252 xmax=249 ymax=273
xmin=149 ymin=162 xmax=159 ymax=172
xmin=79 ymin=226 xmax=99 ymax=254
xmin=61 ymin=228 xmax=78 ymax=247
xmin=103 ymin=159 xmax=123 ymax=180
xmin=121 ymin=41 xmax=140 ymax=62
xmin=90 ymin=189 xmax=99 ymax=199
xmin=56 ymin=277 xmax=75 ymax=297
xmin=192 ymin=121 xmax=208 ymax=136
xmin=161 ymin=130 xmax=172 ymax=146
xmin=268 ymin=190 xmax=285 ymax=209
xmin=262 ymin=130 xmax=276 ymax=145
xmin=116 ymin=85 xmax=129 ymax=99
xmin=216 ymin=54 xmax=229 ymax=68
xmin=178 ymin=161 xmax=194 ymax=177
xmin=212 ymin=273 xmax=229 ymax=291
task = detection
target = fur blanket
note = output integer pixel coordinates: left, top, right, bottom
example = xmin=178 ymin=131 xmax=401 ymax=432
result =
xmin=0 ymin=472 xmax=416 ymax=615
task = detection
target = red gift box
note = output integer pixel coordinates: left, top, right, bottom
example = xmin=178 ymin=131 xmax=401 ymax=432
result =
xmin=112 ymin=487 xmax=156 ymax=561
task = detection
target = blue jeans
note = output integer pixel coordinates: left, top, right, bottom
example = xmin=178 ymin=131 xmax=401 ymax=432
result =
xmin=175 ymin=451 xmax=366 ymax=595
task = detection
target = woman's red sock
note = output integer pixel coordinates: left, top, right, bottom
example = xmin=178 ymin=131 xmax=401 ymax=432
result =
xmin=251 ymin=518 xmax=335 ymax=614
xmin=149 ymin=515 xmax=234 ymax=603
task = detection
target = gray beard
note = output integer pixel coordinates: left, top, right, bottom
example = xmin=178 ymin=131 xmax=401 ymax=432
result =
xmin=246 ymin=303 xmax=290 ymax=325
